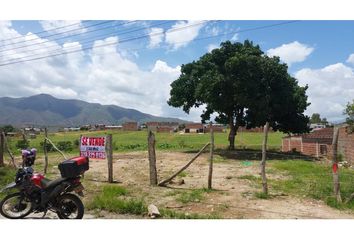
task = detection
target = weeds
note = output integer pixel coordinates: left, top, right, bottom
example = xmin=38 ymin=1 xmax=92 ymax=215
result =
xmin=87 ymin=185 xmax=146 ymax=215
xmin=176 ymin=188 xmax=212 ymax=204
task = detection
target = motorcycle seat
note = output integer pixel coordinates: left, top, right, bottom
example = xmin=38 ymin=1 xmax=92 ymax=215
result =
xmin=41 ymin=177 xmax=67 ymax=189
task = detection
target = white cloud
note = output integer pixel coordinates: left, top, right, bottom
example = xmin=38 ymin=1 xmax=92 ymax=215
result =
xmin=39 ymin=20 xmax=86 ymax=36
xmin=165 ymin=20 xmax=206 ymax=50
xmin=207 ymin=44 xmax=218 ymax=53
xmin=148 ymin=27 xmax=164 ymax=48
xmin=0 ymin=22 xmax=214 ymax=122
xmin=295 ymin=63 xmax=354 ymax=122
xmin=231 ymin=33 xmax=239 ymax=41
xmin=267 ymin=41 xmax=314 ymax=66
xmin=346 ymin=53 xmax=354 ymax=65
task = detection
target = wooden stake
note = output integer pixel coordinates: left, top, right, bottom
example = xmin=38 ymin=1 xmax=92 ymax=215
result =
xmin=208 ymin=123 xmax=214 ymax=189
xmin=43 ymin=128 xmax=49 ymax=174
xmin=106 ymin=134 xmax=113 ymax=183
xmin=148 ymin=131 xmax=158 ymax=186
xmin=2 ymin=132 xmax=17 ymax=168
xmin=260 ymin=121 xmax=269 ymax=195
xmin=0 ymin=130 xmax=4 ymax=167
xmin=158 ymin=142 xmax=210 ymax=186
xmin=332 ymin=127 xmax=342 ymax=203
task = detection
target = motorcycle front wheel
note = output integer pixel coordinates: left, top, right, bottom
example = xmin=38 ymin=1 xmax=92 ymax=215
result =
xmin=0 ymin=192 xmax=33 ymax=219
xmin=56 ymin=193 xmax=84 ymax=219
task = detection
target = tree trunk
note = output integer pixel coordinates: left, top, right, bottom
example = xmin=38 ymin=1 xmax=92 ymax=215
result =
xmin=0 ymin=130 xmax=4 ymax=167
xmin=260 ymin=122 xmax=269 ymax=195
xmin=332 ymin=127 xmax=342 ymax=203
xmin=148 ymin=131 xmax=158 ymax=186
xmin=208 ymin=123 xmax=214 ymax=189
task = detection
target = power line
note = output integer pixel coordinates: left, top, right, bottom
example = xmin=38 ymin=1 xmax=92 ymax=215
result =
xmin=0 ymin=20 xmax=298 ymax=67
xmin=0 ymin=20 xmax=90 ymax=43
xmin=0 ymin=20 xmax=210 ymax=67
xmin=0 ymin=20 xmax=116 ymax=49
xmin=0 ymin=20 xmax=131 ymax=54
xmin=0 ymin=20 xmax=172 ymax=61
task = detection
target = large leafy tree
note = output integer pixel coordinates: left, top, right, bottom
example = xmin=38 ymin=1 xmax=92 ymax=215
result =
xmin=168 ymin=40 xmax=263 ymax=150
xmin=245 ymin=56 xmax=310 ymax=193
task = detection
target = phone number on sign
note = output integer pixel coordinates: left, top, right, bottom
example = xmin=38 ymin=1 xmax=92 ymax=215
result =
xmin=80 ymin=151 xmax=106 ymax=159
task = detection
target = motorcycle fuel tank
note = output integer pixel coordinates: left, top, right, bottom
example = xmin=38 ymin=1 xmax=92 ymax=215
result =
xmin=31 ymin=173 xmax=45 ymax=188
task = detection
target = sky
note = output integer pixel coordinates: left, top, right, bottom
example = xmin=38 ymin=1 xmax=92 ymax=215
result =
xmin=0 ymin=20 xmax=354 ymax=123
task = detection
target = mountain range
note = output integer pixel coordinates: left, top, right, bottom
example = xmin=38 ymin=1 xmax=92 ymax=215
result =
xmin=0 ymin=94 xmax=187 ymax=127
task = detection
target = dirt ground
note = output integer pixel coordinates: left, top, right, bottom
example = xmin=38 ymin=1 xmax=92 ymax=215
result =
xmin=1 ymin=151 xmax=353 ymax=219
xmin=83 ymin=151 xmax=354 ymax=219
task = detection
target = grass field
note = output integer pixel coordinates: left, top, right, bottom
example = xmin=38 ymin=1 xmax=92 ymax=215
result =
xmin=4 ymin=130 xmax=285 ymax=156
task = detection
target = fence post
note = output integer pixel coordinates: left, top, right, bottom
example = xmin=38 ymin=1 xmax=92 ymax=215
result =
xmin=43 ymin=128 xmax=49 ymax=174
xmin=106 ymin=134 xmax=113 ymax=183
xmin=260 ymin=121 xmax=270 ymax=195
xmin=332 ymin=127 xmax=342 ymax=203
xmin=208 ymin=123 xmax=214 ymax=189
xmin=148 ymin=131 xmax=158 ymax=186
xmin=0 ymin=130 xmax=4 ymax=167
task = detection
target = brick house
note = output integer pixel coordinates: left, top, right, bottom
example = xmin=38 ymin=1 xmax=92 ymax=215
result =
xmin=146 ymin=122 xmax=179 ymax=132
xmin=282 ymin=128 xmax=333 ymax=158
xmin=338 ymin=126 xmax=354 ymax=165
xmin=122 ymin=122 xmax=138 ymax=131
xmin=156 ymin=126 xmax=175 ymax=133
xmin=185 ymin=123 xmax=204 ymax=133
xmin=204 ymin=124 xmax=225 ymax=133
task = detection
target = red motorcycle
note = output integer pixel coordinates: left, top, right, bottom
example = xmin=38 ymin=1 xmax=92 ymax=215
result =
xmin=0 ymin=149 xmax=89 ymax=219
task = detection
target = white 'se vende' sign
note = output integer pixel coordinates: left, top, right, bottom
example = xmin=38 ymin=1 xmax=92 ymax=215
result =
xmin=80 ymin=136 xmax=106 ymax=159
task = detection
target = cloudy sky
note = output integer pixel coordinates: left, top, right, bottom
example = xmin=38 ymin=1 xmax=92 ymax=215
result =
xmin=0 ymin=20 xmax=353 ymax=122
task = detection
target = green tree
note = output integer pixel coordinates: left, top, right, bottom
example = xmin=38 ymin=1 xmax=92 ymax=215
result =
xmin=344 ymin=100 xmax=354 ymax=133
xmin=168 ymin=40 xmax=264 ymax=150
xmin=0 ymin=125 xmax=15 ymax=134
xmin=310 ymin=113 xmax=322 ymax=123
xmin=245 ymin=56 xmax=310 ymax=194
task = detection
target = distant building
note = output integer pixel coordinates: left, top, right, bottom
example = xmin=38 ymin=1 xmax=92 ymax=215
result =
xmin=185 ymin=123 xmax=204 ymax=133
xmin=204 ymin=124 xmax=225 ymax=133
xmin=282 ymin=128 xmax=334 ymax=158
xmin=105 ymin=125 xmax=123 ymax=130
xmin=24 ymin=127 xmax=41 ymax=134
xmin=122 ymin=122 xmax=138 ymax=131
xmin=146 ymin=122 xmax=179 ymax=132
xmin=64 ymin=127 xmax=81 ymax=132
xmin=310 ymin=123 xmax=326 ymax=131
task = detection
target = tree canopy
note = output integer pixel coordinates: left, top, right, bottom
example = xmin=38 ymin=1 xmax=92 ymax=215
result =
xmin=168 ymin=40 xmax=310 ymax=149
xmin=344 ymin=100 xmax=354 ymax=133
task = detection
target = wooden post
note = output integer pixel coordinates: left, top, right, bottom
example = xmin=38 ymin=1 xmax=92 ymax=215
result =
xmin=43 ymin=128 xmax=49 ymax=174
xmin=332 ymin=127 xmax=342 ymax=203
xmin=0 ymin=130 xmax=4 ymax=167
xmin=148 ymin=131 xmax=158 ymax=186
xmin=260 ymin=121 xmax=269 ymax=195
xmin=208 ymin=123 xmax=214 ymax=189
xmin=2 ymin=132 xmax=16 ymax=168
xmin=106 ymin=134 xmax=113 ymax=183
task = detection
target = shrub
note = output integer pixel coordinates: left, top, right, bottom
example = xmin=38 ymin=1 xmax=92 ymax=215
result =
xmin=40 ymin=141 xmax=55 ymax=152
xmin=57 ymin=141 xmax=73 ymax=151
xmin=73 ymin=139 xmax=80 ymax=148
xmin=16 ymin=139 xmax=29 ymax=149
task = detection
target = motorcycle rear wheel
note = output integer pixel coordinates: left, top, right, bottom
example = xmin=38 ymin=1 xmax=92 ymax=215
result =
xmin=0 ymin=192 xmax=33 ymax=219
xmin=56 ymin=193 xmax=84 ymax=219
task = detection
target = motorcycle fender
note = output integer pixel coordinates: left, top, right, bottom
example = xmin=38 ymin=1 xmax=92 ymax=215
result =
xmin=0 ymin=182 xmax=17 ymax=193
